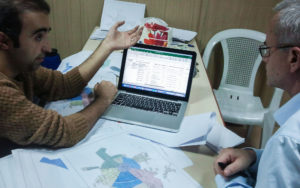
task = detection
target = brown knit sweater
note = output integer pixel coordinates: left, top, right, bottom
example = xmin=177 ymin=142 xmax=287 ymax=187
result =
xmin=0 ymin=67 xmax=90 ymax=148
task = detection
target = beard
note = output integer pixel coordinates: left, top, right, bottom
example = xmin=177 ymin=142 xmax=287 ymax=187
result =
xmin=9 ymin=53 xmax=44 ymax=73
xmin=27 ymin=57 xmax=44 ymax=71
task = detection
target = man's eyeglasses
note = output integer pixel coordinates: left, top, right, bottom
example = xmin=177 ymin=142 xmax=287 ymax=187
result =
xmin=259 ymin=44 xmax=295 ymax=57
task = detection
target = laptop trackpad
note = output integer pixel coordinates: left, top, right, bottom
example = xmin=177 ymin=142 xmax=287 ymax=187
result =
xmin=107 ymin=107 xmax=155 ymax=124
xmin=121 ymin=109 xmax=155 ymax=124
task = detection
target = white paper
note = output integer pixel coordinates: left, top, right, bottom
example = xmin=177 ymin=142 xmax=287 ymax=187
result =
xmin=87 ymin=51 xmax=123 ymax=88
xmin=170 ymin=27 xmax=197 ymax=42
xmin=207 ymin=121 xmax=245 ymax=152
xmin=88 ymin=120 xmax=194 ymax=169
xmin=63 ymin=134 xmax=201 ymax=188
xmin=109 ymin=112 xmax=216 ymax=147
xmin=57 ymin=50 xmax=93 ymax=73
xmin=152 ymin=144 xmax=193 ymax=169
xmin=89 ymin=28 xmax=108 ymax=40
xmin=0 ymin=155 xmax=21 ymax=188
xmin=100 ymin=0 xmax=146 ymax=32
xmin=58 ymin=51 xmax=122 ymax=88
xmin=12 ymin=150 xmax=86 ymax=188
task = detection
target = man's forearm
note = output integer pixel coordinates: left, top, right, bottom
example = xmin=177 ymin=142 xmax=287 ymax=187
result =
xmin=78 ymin=98 xmax=111 ymax=130
xmin=78 ymin=41 xmax=112 ymax=83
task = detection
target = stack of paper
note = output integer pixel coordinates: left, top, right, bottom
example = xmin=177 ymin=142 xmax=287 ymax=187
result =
xmin=170 ymin=27 xmax=198 ymax=42
xmin=3 ymin=126 xmax=200 ymax=188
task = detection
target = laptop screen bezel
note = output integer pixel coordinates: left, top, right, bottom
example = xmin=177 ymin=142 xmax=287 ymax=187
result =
xmin=118 ymin=43 xmax=197 ymax=102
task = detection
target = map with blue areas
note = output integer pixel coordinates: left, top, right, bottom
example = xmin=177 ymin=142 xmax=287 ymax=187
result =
xmin=83 ymin=148 xmax=163 ymax=188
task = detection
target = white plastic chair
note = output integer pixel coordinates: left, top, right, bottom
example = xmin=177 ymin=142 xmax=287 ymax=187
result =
xmin=203 ymin=29 xmax=284 ymax=148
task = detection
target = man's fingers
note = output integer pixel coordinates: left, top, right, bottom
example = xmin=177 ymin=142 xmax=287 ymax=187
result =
xmin=127 ymin=25 xmax=139 ymax=35
xmin=112 ymin=21 xmax=125 ymax=30
xmin=223 ymin=159 xmax=243 ymax=177
xmin=213 ymin=161 xmax=225 ymax=176
xmin=129 ymin=27 xmax=144 ymax=45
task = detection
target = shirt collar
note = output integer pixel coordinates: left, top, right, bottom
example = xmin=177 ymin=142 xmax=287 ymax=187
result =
xmin=274 ymin=92 xmax=300 ymax=126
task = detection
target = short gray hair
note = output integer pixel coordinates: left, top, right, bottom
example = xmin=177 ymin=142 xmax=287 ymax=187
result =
xmin=274 ymin=0 xmax=300 ymax=45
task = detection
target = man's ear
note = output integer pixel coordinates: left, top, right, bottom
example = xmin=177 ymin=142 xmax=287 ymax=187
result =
xmin=288 ymin=47 xmax=300 ymax=73
xmin=0 ymin=32 xmax=10 ymax=50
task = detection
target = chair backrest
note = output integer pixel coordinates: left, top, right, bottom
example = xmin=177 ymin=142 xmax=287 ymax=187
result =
xmin=203 ymin=29 xmax=266 ymax=95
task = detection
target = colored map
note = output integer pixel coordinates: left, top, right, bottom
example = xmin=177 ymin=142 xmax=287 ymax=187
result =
xmin=45 ymin=87 xmax=93 ymax=116
xmin=69 ymin=87 xmax=93 ymax=108
xmin=82 ymin=148 xmax=164 ymax=188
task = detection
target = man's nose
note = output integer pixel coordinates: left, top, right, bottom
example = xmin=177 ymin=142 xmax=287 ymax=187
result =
xmin=42 ymin=40 xmax=51 ymax=53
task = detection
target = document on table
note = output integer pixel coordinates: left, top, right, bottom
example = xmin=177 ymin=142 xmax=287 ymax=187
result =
xmin=207 ymin=121 xmax=245 ymax=152
xmin=11 ymin=134 xmax=201 ymax=188
xmin=170 ymin=27 xmax=198 ymax=42
xmin=0 ymin=155 xmax=22 ymax=188
xmin=57 ymin=50 xmax=123 ymax=87
xmin=100 ymin=0 xmax=146 ymax=32
xmin=110 ymin=112 xmax=217 ymax=147
xmin=89 ymin=28 xmax=108 ymax=40
xmin=100 ymin=112 xmax=244 ymax=149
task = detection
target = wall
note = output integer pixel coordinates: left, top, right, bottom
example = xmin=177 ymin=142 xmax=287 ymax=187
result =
xmin=46 ymin=0 xmax=280 ymax=57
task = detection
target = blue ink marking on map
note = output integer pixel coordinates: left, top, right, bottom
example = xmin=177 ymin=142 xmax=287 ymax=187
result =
xmin=62 ymin=62 xmax=73 ymax=73
xmin=113 ymin=171 xmax=142 ymax=188
xmin=40 ymin=157 xmax=68 ymax=169
xmin=121 ymin=157 xmax=141 ymax=171
xmin=110 ymin=66 xmax=120 ymax=73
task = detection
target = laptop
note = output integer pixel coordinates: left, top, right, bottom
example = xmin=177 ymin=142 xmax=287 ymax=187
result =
xmin=102 ymin=43 xmax=196 ymax=132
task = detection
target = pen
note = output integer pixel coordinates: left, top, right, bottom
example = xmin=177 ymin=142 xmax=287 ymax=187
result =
xmin=218 ymin=162 xmax=228 ymax=170
xmin=218 ymin=162 xmax=249 ymax=178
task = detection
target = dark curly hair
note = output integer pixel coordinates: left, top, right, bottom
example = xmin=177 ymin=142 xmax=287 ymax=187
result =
xmin=0 ymin=0 xmax=50 ymax=48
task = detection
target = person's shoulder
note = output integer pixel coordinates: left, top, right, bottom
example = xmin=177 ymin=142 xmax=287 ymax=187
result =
xmin=277 ymin=110 xmax=300 ymax=138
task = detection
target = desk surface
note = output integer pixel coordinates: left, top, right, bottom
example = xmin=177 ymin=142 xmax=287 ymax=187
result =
xmin=82 ymin=28 xmax=223 ymax=188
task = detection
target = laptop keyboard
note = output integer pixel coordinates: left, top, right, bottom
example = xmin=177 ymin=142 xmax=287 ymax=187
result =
xmin=112 ymin=93 xmax=181 ymax=116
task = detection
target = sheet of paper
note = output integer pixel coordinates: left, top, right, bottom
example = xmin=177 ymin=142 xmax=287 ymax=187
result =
xmin=108 ymin=51 xmax=123 ymax=73
xmin=107 ymin=112 xmax=216 ymax=147
xmin=81 ymin=119 xmax=194 ymax=169
xmin=151 ymin=144 xmax=193 ymax=169
xmin=207 ymin=121 xmax=245 ymax=152
xmin=89 ymin=28 xmax=108 ymax=40
xmin=58 ymin=51 xmax=122 ymax=88
xmin=88 ymin=71 xmax=117 ymax=88
xmin=100 ymin=0 xmax=145 ymax=31
xmin=12 ymin=150 xmax=86 ymax=188
xmin=170 ymin=27 xmax=197 ymax=42
xmin=0 ymin=155 xmax=21 ymax=188
xmin=11 ymin=134 xmax=201 ymax=188
xmin=63 ymin=134 xmax=202 ymax=188
xmin=88 ymin=51 xmax=123 ymax=87
xmin=57 ymin=50 xmax=93 ymax=73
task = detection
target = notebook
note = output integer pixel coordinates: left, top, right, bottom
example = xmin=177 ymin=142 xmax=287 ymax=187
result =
xmin=102 ymin=43 xmax=196 ymax=132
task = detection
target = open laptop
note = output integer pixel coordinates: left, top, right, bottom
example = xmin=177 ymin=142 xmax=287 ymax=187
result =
xmin=102 ymin=43 xmax=196 ymax=132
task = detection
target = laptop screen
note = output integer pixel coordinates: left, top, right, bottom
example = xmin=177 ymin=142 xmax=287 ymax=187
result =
xmin=119 ymin=43 xmax=196 ymax=101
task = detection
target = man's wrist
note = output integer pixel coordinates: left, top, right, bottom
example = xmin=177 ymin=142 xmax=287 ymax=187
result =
xmin=244 ymin=148 xmax=257 ymax=166
xmin=100 ymin=39 xmax=114 ymax=54
xmin=94 ymin=96 xmax=113 ymax=107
